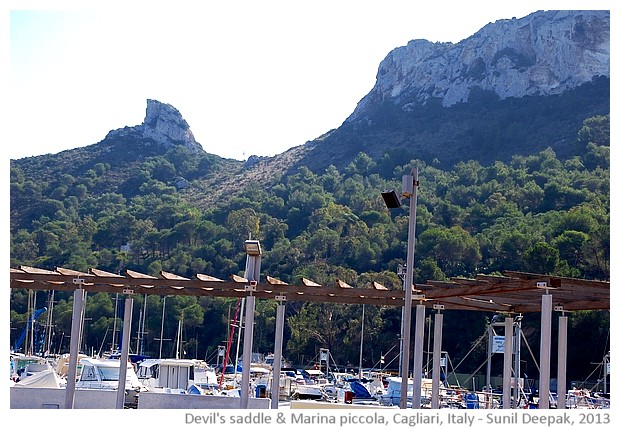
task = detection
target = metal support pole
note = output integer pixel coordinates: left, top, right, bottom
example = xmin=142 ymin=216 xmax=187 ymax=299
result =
xmin=64 ymin=285 xmax=85 ymax=409
xmin=485 ymin=322 xmax=494 ymax=408
xmin=240 ymin=294 xmax=256 ymax=408
xmin=158 ymin=296 xmax=166 ymax=359
xmin=557 ymin=314 xmax=568 ymax=409
xmin=399 ymin=298 xmax=404 ymax=377
xmin=412 ymin=303 xmax=425 ymax=409
xmin=400 ymin=168 xmax=419 ymax=409
xmin=502 ymin=316 xmax=513 ymax=409
xmin=271 ymin=296 xmax=286 ymax=409
xmin=240 ymin=245 xmax=261 ymax=409
xmin=513 ymin=318 xmax=522 ymax=407
xmin=358 ymin=304 xmax=365 ymax=379
xmin=116 ymin=294 xmax=134 ymax=409
xmin=431 ymin=311 xmax=443 ymax=409
xmin=539 ymin=293 xmax=553 ymax=409
xmin=604 ymin=353 xmax=609 ymax=395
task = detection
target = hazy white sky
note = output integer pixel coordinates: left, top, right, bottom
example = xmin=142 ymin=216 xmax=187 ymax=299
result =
xmin=3 ymin=0 xmax=615 ymax=161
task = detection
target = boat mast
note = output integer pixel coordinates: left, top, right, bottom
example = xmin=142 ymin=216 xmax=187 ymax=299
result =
xmin=141 ymin=294 xmax=147 ymax=355
xmin=219 ymin=298 xmax=242 ymax=388
xmin=234 ymin=298 xmax=246 ymax=376
xmin=111 ymin=293 xmax=119 ymax=352
xmin=44 ymin=290 xmax=55 ymax=356
xmin=135 ymin=308 xmax=143 ymax=354
xmin=175 ymin=313 xmax=184 ymax=359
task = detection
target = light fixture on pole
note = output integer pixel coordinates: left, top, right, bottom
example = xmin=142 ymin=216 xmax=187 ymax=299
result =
xmin=243 ymin=239 xmax=262 ymax=256
xmin=381 ymin=189 xmax=402 ymax=209
xmin=382 ymin=167 xmax=420 ymax=409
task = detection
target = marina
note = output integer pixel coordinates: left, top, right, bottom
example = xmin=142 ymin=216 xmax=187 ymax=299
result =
xmin=9 ymin=239 xmax=610 ymax=410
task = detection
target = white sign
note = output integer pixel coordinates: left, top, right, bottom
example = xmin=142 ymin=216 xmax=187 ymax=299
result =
xmin=492 ymin=335 xmax=517 ymax=354
xmin=493 ymin=335 xmax=505 ymax=353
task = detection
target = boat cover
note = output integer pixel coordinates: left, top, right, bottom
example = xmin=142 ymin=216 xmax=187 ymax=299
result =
xmin=349 ymin=380 xmax=372 ymax=398
xmin=14 ymin=369 xmax=62 ymax=388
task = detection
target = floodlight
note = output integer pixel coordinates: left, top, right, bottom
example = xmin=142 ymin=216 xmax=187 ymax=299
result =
xmin=381 ymin=189 xmax=402 ymax=209
xmin=243 ymin=240 xmax=262 ymax=256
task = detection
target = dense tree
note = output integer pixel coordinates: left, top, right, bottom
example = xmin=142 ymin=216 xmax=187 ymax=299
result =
xmin=9 ymin=115 xmax=609 ymax=383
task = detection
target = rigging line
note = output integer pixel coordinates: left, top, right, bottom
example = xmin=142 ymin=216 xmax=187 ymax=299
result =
xmin=446 ymin=354 xmax=461 ymax=388
xmin=328 ymin=349 xmax=341 ymax=373
xmin=576 ymin=359 xmax=606 ymax=390
xmin=459 ymin=355 xmax=492 ymax=390
xmin=521 ymin=330 xmax=540 ymax=372
xmin=382 ymin=355 xmax=401 ymax=373
xmin=204 ymin=346 xmax=220 ymax=363
xmin=219 ymin=298 xmax=242 ymax=389
xmin=303 ymin=352 xmax=321 ymax=370
xmin=447 ymin=330 xmax=487 ymax=377
xmin=97 ymin=326 xmax=110 ymax=357
xmin=367 ymin=343 xmax=398 ymax=373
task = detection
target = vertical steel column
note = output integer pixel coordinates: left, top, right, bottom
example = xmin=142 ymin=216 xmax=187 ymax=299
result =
xmin=240 ymin=294 xmax=255 ymax=408
xmin=412 ymin=303 xmax=425 ymax=408
xmin=502 ymin=316 xmax=513 ymax=409
xmin=400 ymin=168 xmax=419 ymax=409
xmin=116 ymin=294 xmax=134 ymax=409
xmin=240 ymin=248 xmax=261 ymax=409
xmin=539 ymin=293 xmax=553 ymax=408
xmin=557 ymin=314 xmax=568 ymax=409
xmin=431 ymin=311 xmax=443 ymax=409
xmin=270 ymin=295 xmax=286 ymax=409
xmin=158 ymin=296 xmax=166 ymax=358
xmin=64 ymin=285 xmax=85 ymax=409
xmin=399 ymin=302 xmax=404 ymax=377
xmin=485 ymin=322 xmax=493 ymax=408
xmin=513 ymin=318 xmax=522 ymax=407
xmin=358 ymin=304 xmax=365 ymax=379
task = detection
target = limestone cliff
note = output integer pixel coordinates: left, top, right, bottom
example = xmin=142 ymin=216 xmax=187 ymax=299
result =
xmin=347 ymin=10 xmax=609 ymax=122
xmin=105 ymin=99 xmax=204 ymax=153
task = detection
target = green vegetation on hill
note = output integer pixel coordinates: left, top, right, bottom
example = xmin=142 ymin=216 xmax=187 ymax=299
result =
xmin=9 ymin=112 xmax=609 ymax=382
xmin=300 ymin=77 xmax=609 ymax=173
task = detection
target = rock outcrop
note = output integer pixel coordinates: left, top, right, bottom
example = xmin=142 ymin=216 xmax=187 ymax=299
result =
xmin=347 ymin=10 xmax=609 ymax=122
xmin=105 ymin=99 xmax=204 ymax=153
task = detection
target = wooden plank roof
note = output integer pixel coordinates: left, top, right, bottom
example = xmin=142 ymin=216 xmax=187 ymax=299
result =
xmin=9 ymin=266 xmax=609 ymax=313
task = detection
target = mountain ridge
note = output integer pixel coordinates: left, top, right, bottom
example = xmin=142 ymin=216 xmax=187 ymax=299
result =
xmin=10 ymin=10 xmax=610 ymax=205
xmin=347 ymin=10 xmax=609 ymax=122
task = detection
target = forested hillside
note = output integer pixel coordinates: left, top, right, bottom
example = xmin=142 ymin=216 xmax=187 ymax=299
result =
xmin=9 ymin=114 xmax=609 ymax=382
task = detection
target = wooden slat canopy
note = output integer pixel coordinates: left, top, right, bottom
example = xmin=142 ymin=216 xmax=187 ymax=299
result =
xmin=9 ymin=266 xmax=609 ymax=313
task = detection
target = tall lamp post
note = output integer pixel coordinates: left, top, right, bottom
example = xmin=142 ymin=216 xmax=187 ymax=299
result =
xmin=381 ymin=167 xmax=420 ymax=409
xmin=240 ymin=239 xmax=262 ymax=409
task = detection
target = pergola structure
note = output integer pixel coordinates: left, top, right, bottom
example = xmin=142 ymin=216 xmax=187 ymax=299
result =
xmin=10 ymin=266 xmax=609 ymax=311
xmin=10 ymin=265 xmax=610 ymax=409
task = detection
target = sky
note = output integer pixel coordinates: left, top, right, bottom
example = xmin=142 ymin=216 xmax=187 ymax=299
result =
xmin=3 ymin=0 xmax=613 ymax=162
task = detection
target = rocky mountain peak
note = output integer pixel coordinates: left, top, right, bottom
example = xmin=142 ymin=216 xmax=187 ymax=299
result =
xmin=105 ymin=99 xmax=203 ymax=153
xmin=142 ymin=99 xmax=202 ymax=152
xmin=347 ymin=10 xmax=609 ymax=122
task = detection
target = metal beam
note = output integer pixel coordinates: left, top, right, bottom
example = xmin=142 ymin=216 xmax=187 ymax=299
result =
xmin=431 ymin=311 xmax=443 ymax=409
xmin=502 ymin=316 xmax=513 ymax=409
xmin=64 ymin=286 xmax=84 ymax=409
xmin=116 ymin=294 xmax=133 ymax=409
xmin=557 ymin=314 xmax=568 ymax=409
xmin=538 ymin=294 xmax=553 ymax=408
xmin=270 ymin=296 xmax=286 ymax=409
